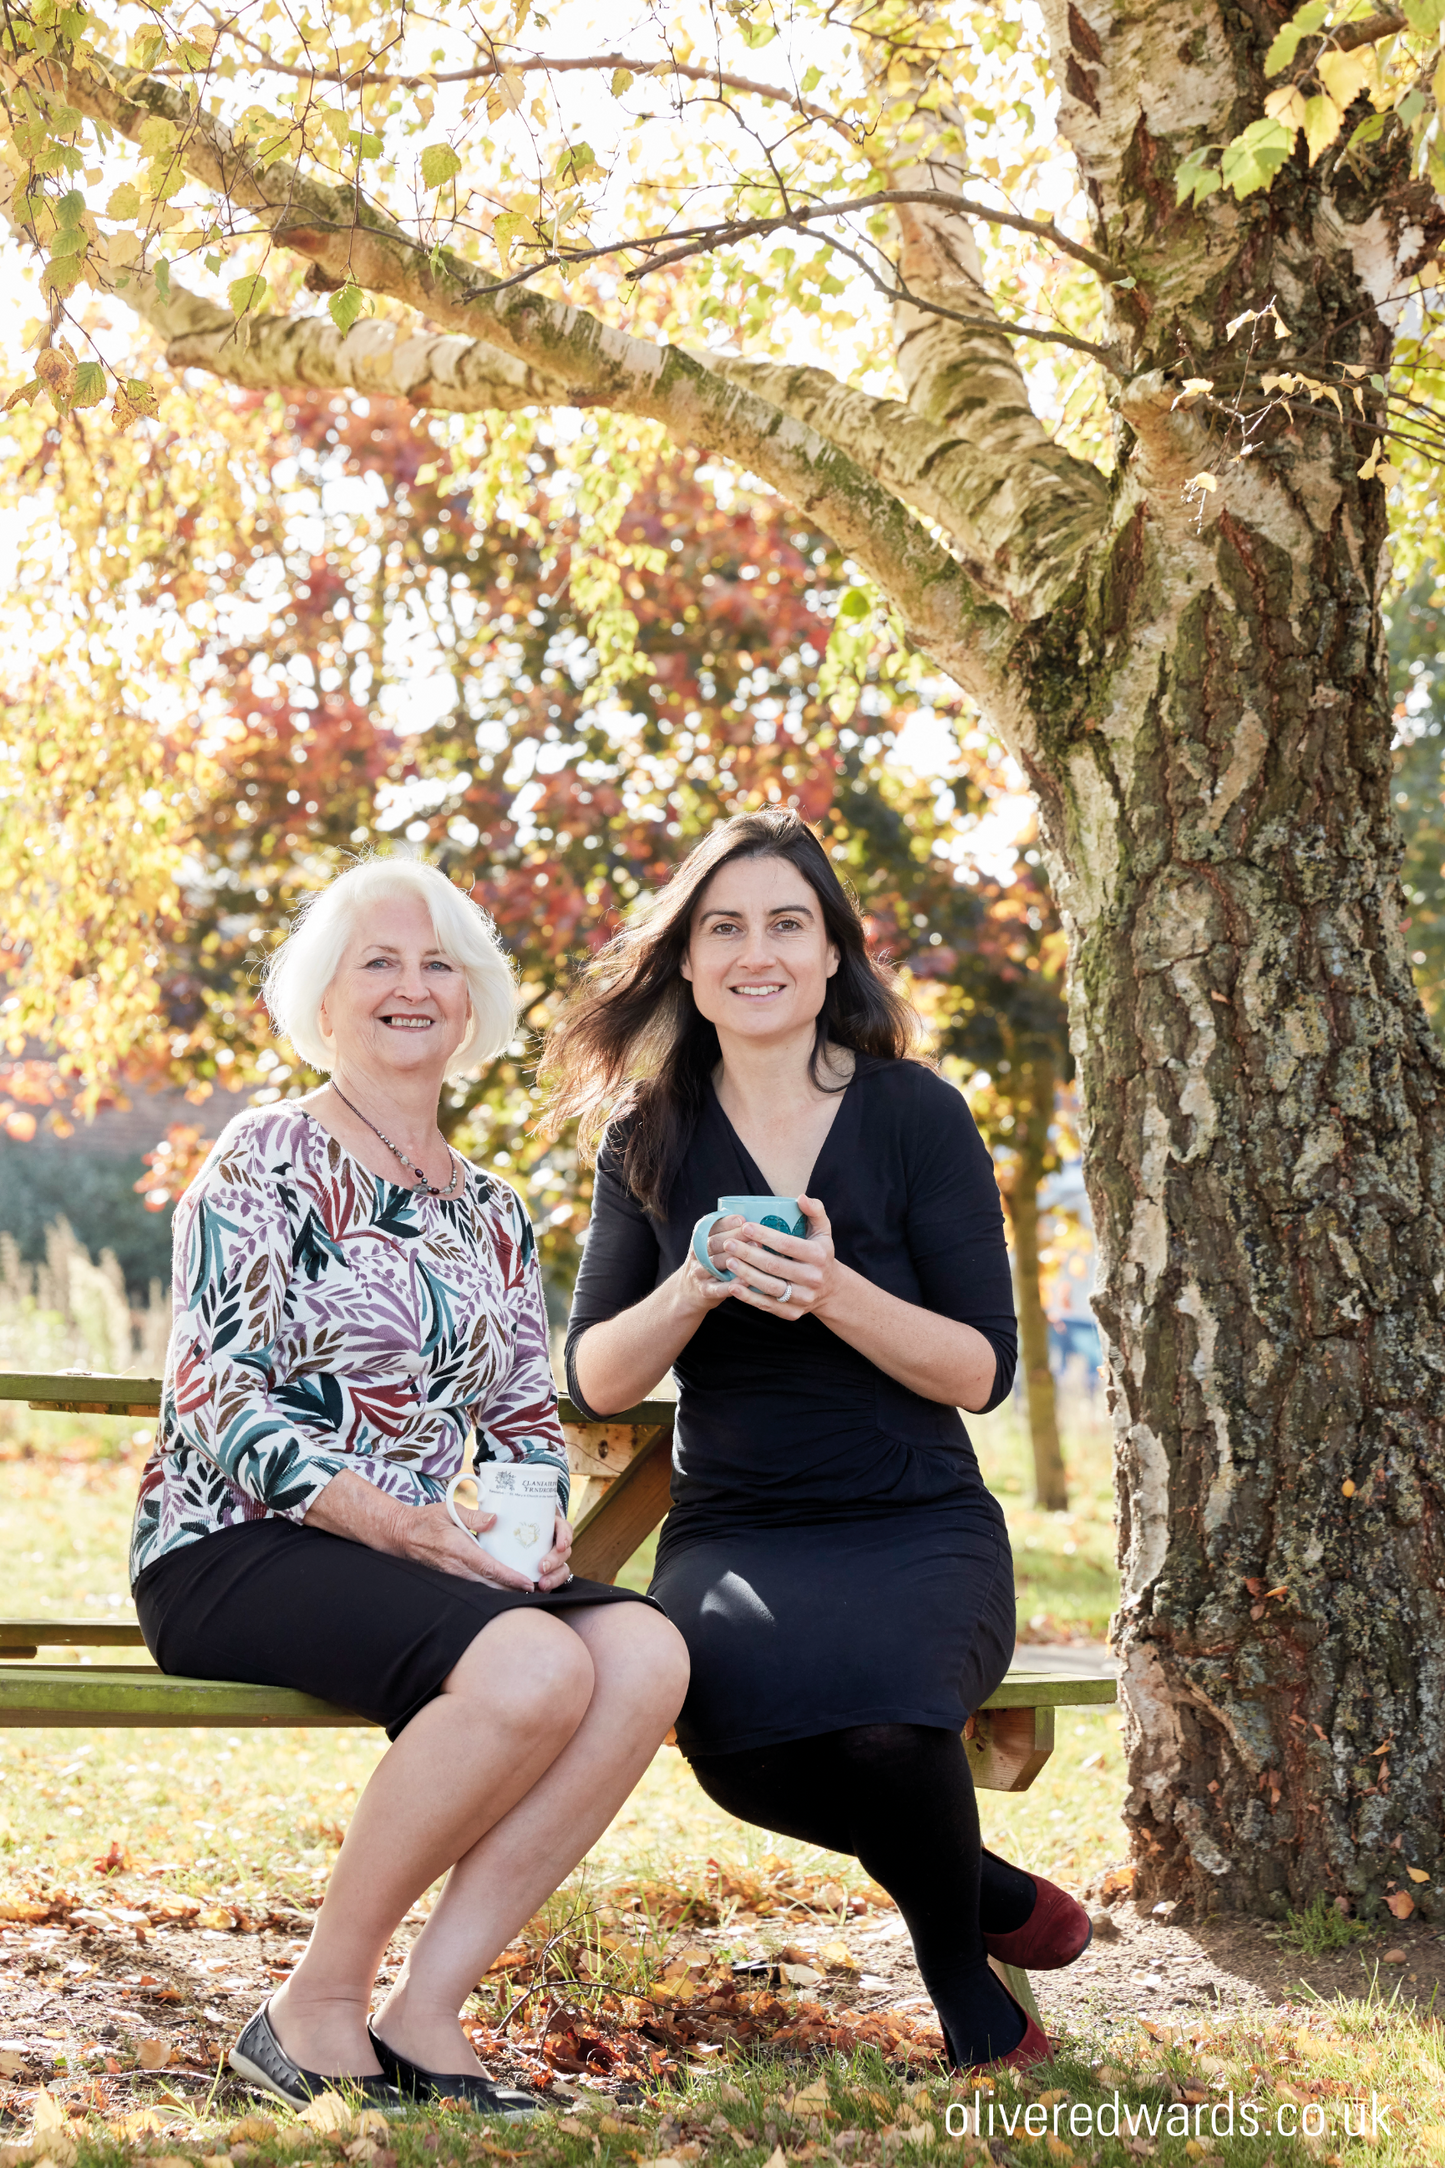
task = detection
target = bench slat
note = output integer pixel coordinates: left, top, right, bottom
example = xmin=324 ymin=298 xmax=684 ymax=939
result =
xmin=0 ymin=1373 xmax=673 ymax=1429
xmin=0 ymin=1657 xmax=1111 ymax=1744
xmin=0 ymin=1663 xmax=373 ymax=1726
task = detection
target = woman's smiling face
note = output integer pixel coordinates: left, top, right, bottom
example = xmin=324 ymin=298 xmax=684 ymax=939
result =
xmin=318 ymin=894 xmax=473 ymax=1081
xmin=681 ymin=853 xmax=838 ymax=1048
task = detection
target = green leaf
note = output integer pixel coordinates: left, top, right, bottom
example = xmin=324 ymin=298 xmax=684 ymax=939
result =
xmin=70 ymin=361 xmax=106 ymax=409
xmin=204 ymin=251 xmax=223 ymax=274
xmin=1221 ymin=116 xmax=1295 ymax=199
xmin=610 ymin=68 xmax=633 ymax=97
xmin=153 ymin=257 xmax=170 ymax=302
xmin=420 ymin=141 xmax=462 ymax=189
xmin=228 ymin=272 xmax=269 ymax=316
xmin=738 ymin=21 xmax=776 ymax=46
xmin=492 ymin=210 xmax=527 ymax=274
xmin=1264 ymin=0 xmax=1332 ymax=76
xmin=836 ymin=587 xmax=871 ymax=621
xmin=801 ymin=65 xmax=822 ymax=93
xmin=48 ymin=226 xmax=87 ymax=258
xmin=1346 ymin=110 xmax=1389 ymax=151
xmin=1403 ymin=0 xmax=1445 ymax=32
xmin=1174 ymin=146 xmax=1222 ymax=207
xmin=349 ymin=129 xmax=383 ymax=160
xmin=328 ymin=280 xmax=364 ymax=334
xmin=106 ymin=182 xmax=140 ymax=221
xmin=55 ymin=188 xmax=85 ymax=228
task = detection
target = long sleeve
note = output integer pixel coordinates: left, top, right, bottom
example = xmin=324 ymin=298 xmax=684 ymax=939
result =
xmin=473 ymin=1184 xmax=572 ymax=1516
xmin=166 ymin=1140 xmax=371 ymax=1522
xmin=563 ymin=1124 xmax=663 ymax=1420
xmin=903 ymin=1067 xmax=1018 ymax=1411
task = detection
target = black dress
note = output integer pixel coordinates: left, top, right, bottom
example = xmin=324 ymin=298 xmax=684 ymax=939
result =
xmin=564 ymin=1056 xmax=1019 ymax=1757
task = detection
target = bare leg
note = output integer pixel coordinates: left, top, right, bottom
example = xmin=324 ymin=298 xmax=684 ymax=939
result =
xmin=267 ymin=1609 xmax=596 ymax=2075
xmin=373 ymin=1603 xmax=689 ymax=2073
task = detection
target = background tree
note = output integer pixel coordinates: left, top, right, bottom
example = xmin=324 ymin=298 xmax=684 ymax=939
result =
xmin=1387 ymin=576 xmax=1445 ymax=1041
xmin=4 ymin=0 xmax=1445 ymax=1912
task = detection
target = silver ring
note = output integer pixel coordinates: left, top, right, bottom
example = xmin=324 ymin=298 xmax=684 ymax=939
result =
xmin=777 ymin=1279 xmax=793 ymax=1305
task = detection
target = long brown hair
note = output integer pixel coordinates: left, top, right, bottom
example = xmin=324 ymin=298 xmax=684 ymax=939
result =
xmin=539 ymin=810 xmax=920 ymax=1215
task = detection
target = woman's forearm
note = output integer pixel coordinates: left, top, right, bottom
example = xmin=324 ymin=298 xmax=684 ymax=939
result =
xmin=303 ymin=1468 xmax=414 ymax=1551
xmin=816 ymin=1264 xmax=999 ymax=1411
xmin=572 ymin=1271 xmax=711 ymax=1415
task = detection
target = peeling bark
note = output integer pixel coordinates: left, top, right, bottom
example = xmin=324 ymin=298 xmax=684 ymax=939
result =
xmin=1027 ymin=0 xmax=1445 ymax=1917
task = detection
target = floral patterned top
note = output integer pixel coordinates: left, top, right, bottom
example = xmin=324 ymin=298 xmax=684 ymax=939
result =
xmin=129 ymin=1104 xmax=569 ymax=1584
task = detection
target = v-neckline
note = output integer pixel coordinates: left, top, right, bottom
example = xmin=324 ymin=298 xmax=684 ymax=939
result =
xmin=708 ymin=1065 xmax=857 ymax=1200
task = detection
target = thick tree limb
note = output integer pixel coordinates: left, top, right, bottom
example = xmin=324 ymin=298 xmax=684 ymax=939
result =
xmin=120 ymin=268 xmax=575 ymax=410
xmin=22 ymin=49 xmax=1061 ymax=698
xmin=855 ymin=20 xmax=1112 ymax=609
xmin=114 ymin=260 xmax=1067 ymax=613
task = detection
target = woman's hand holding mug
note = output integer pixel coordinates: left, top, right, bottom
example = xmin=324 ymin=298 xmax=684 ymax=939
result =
xmin=691 ymin=1193 xmax=837 ymax=1321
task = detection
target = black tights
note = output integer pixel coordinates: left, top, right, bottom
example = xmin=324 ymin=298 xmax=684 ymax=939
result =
xmin=690 ymin=1724 xmax=1037 ymax=2067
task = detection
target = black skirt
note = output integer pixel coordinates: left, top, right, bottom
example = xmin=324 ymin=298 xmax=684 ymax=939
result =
xmin=134 ymin=1518 xmax=656 ymax=1739
xmin=651 ymin=1497 xmax=1016 ymax=1757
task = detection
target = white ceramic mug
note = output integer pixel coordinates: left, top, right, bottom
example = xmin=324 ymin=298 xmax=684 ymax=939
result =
xmin=446 ymin=1462 xmax=559 ymax=1583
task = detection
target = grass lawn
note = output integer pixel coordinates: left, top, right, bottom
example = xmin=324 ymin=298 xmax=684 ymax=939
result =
xmin=2 ymin=1400 xmax=1443 ymax=2162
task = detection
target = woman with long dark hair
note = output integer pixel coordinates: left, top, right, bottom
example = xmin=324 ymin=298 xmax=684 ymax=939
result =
xmin=544 ymin=810 xmax=1090 ymax=2071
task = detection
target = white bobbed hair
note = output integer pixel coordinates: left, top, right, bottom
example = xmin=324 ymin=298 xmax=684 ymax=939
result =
xmin=263 ymin=858 xmax=518 ymax=1080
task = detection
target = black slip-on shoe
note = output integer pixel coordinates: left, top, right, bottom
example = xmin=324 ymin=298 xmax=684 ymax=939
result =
xmin=367 ymin=2024 xmax=539 ymax=2117
xmin=229 ymin=2002 xmax=404 ymax=2112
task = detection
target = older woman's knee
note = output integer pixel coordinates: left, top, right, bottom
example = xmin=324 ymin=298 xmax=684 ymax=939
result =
xmin=445 ymin=1611 xmax=595 ymax=1734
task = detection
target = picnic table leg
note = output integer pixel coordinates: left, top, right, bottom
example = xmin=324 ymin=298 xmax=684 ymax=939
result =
xmin=568 ymin=1420 xmax=674 ymax=1584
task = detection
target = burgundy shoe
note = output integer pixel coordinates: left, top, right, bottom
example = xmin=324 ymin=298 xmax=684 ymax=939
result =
xmin=990 ymin=2007 xmax=1055 ymax=2071
xmin=951 ymin=1984 xmax=1055 ymax=2072
xmin=983 ymin=1875 xmax=1092 ymax=1970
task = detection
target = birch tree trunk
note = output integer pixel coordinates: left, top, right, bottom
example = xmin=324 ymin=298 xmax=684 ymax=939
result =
xmin=9 ymin=0 xmax=1445 ymax=1912
xmin=1029 ymin=0 xmax=1445 ymax=1918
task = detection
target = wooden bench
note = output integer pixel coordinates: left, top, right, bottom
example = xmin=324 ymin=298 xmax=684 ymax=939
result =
xmin=0 ymin=1369 xmax=1114 ymax=1789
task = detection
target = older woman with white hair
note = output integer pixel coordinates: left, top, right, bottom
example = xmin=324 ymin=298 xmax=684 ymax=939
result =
xmin=129 ymin=859 xmax=687 ymax=2115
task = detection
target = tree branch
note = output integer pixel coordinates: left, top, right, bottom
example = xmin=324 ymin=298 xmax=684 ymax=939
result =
xmin=21 ymin=54 xmax=1019 ymax=701
xmin=159 ymin=37 xmax=854 ymax=136
xmin=847 ymin=18 xmax=1112 ymax=609
xmin=624 ymin=186 xmax=1119 ymax=290
xmin=122 ymin=270 xmax=575 ymax=410
xmin=705 ymin=353 xmax=1105 ymax=613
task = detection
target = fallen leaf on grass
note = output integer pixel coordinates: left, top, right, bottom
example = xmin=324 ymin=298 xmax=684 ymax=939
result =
xmin=1385 ymin=1891 xmax=1415 ymax=1919
xmin=228 ymin=2116 xmax=278 ymax=2142
xmin=298 ymin=2091 xmax=359 ymax=2135
xmin=136 ymin=2036 xmax=172 ymax=2069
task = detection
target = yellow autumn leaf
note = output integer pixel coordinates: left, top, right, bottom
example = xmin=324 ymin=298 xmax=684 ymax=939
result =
xmin=1172 ymin=377 xmax=1214 ymax=405
xmin=1303 ymin=93 xmax=1343 ymax=165
xmin=1263 ymin=85 xmax=1308 ymax=134
xmin=1318 ymin=46 xmax=1376 ymax=111
xmin=1184 ymin=472 xmax=1218 ymax=492
xmin=1385 ymin=1889 xmax=1415 ymax=1919
xmin=1407 ymin=1867 xmax=1430 ymax=1883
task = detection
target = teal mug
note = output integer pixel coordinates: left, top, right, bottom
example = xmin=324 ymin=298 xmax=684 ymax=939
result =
xmin=692 ymin=1195 xmax=808 ymax=1284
